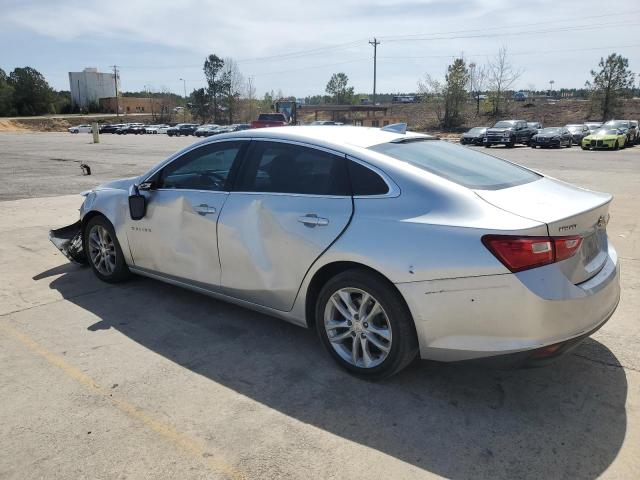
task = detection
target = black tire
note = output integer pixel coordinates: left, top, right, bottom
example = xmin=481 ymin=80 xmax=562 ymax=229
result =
xmin=614 ymin=141 xmax=619 ymax=150
xmin=484 ymin=144 xmax=491 ymax=148
xmin=506 ymin=138 xmax=515 ymax=148
xmin=315 ymin=269 xmax=418 ymax=380
xmin=84 ymin=215 xmax=131 ymax=283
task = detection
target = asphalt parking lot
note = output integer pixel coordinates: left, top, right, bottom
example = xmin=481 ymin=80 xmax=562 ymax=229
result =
xmin=1 ymin=132 xmax=639 ymax=479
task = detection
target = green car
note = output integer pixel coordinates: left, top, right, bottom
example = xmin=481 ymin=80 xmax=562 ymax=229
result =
xmin=581 ymin=128 xmax=627 ymax=150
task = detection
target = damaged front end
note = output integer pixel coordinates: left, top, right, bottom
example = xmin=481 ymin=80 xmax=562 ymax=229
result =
xmin=49 ymin=221 xmax=87 ymax=264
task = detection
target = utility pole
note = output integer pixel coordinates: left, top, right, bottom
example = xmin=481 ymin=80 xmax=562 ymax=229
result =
xmin=111 ymin=65 xmax=119 ymax=117
xmin=369 ymin=38 xmax=380 ymax=105
xmin=144 ymin=84 xmax=153 ymax=120
xmin=247 ymin=76 xmax=255 ymax=122
xmin=179 ymin=78 xmax=187 ymax=122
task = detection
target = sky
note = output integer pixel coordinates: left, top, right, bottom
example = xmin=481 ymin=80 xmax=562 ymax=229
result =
xmin=1 ymin=0 xmax=638 ymax=98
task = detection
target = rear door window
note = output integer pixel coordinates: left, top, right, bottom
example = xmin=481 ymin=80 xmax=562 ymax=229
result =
xmin=348 ymin=161 xmax=389 ymax=195
xmin=369 ymin=139 xmax=540 ymax=190
xmin=235 ymin=141 xmax=349 ymax=196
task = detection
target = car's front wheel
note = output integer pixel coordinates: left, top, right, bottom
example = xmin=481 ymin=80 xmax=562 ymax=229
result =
xmin=84 ymin=216 xmax=131 ymax=283
xmin=315 ymin=269 xmax=418 ymax=380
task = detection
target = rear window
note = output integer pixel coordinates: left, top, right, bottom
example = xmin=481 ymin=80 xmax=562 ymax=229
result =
xmin=369 ymin=139 xmax=541 ymax=190
xmin=258 ymin=114 xmax=285 ymax=121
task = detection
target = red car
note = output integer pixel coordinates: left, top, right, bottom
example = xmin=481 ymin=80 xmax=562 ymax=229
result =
xmin=251 ymin=113 xmax=288 ymax=129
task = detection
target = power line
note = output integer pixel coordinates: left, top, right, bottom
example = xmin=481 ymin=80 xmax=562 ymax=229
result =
xmin=236 ymin=39 xmax=367 ymax=64
xmin=378 ymin=44 xmax=640 ymax=60
xmin=382 ymin=21 xmax=640 ymax=43
xmin=107 ymin=17 xmax=638 ymax=73
xmin=377 ymin=12 xmax=629 ymax=40
xmin=250 ymin=58 xmax=369 ymax=77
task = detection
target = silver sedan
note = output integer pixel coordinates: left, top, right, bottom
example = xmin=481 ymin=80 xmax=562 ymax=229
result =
xmin=50 ymin=125 xmax=620 ymax=379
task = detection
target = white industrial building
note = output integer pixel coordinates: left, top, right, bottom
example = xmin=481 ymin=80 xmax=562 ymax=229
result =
xmin=69 ymin=67 xmax=119 ymax=109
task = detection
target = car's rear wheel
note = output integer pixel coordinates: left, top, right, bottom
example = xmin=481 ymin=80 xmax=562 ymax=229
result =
xmin=614 ymin=141 xmax=619 ymax=150
xmin=84 ymin=216 xmax=130 ymax=283
xmin=315 ymin=269 xmax=418 ymax=380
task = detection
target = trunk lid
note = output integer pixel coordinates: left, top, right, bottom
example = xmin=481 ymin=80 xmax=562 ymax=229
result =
xmin=475 ymin=177 xmax=611 ymax=284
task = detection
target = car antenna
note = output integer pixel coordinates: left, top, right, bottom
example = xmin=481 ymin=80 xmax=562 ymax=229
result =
xmin=381 ymin=123 xmax=407 ymax=134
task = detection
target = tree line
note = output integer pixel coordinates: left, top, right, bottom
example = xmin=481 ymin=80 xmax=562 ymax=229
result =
xmin=418 ymin=48 xmax=636 ymax=130
xmin=0 ymin=66 xmax=70 ymax=116
xmin=1 ymin=51 xmax=635 ymax=125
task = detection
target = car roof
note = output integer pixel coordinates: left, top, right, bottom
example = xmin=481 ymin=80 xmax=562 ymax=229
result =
xmin=222 ymin=125 xmax=433 ymax=149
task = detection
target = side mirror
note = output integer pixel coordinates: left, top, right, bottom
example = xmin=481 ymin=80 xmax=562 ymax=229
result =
xmin=129 ymin=184 xmax=146 ymax=220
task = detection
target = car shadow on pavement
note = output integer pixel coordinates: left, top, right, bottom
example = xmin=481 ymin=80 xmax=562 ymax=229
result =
xmin=47 ymin=268 xmax=627 ymax=480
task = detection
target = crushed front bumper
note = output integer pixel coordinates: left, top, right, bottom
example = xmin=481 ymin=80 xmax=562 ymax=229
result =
xmin=49 ymin=221 xmax=87 ymax=264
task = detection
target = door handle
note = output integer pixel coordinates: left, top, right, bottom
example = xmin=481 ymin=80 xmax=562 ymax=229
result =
xmin=297 ymin=214 xmax=329 ymax=227
xmin=193 ymin=204 xmax=217 ymax=216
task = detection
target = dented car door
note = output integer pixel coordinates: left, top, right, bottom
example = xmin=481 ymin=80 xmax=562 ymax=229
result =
xmin=127 ymin=140 xmax=248 ymax=288
xmin=217 ymin=140 xmax=353 ymax=311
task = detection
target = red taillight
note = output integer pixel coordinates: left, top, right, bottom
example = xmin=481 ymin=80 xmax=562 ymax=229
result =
xmin=482 ymin=235 xmax=582 ymax=272
xmin=554 ymin=236 xmax=583 ymax=261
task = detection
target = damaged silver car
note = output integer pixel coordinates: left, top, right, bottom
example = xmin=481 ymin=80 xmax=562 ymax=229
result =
xmin=51 ymin=125 xmax=620 ymax=379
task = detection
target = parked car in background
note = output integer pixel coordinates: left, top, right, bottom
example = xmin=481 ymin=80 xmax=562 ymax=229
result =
xmin=565 ymin=124 xmax=590 ymax=145
xmin=460 ymin=127 xmax=488 ymax=145
xmin=581 ymin=128 xmax=627 ymax=150
xmin=50 ymin=125 xmax=620 ymax=379
xmin=311 ymin=120 xmax=344 ymax=126
xmin=68 ymin=124 xmax=92 ymax=134
xmin=530 ymin=127 xmax=573 ymax=148
xmin=513 ymin=91 xmax=528 ymax=101
xmin=99 ymin=124 xmax=124 ymax=134
xmin=206 ymin=125 xmax=236 ymax=136
xmin=603 ymin=120 xmax=636 ymax=146
xmin=484 ymin=120 xmax=536 ymax=147
xmin=145 ymin=124 xmax=170 ymax=134
xmin=630 ymin=121 xmax=639 ymax=145
xmin=116 ymin=124 xmax=147 ymax=135
xmin=585 ymin=122 xmax=603 ymax=132
xmin=167 ymin=123 xmax=199 ymax=136
xmin=231 ymin=123 xmax=252 ymax=131
xmin=527 ymin=122 xmax=542 ymax=132
xmin=251 ymin=113 xmax=288 ymax=129
xmin=392 ymin=95 xmax=418 ymax=104
xmin=194 ymin=124 xmax=219 ymax=137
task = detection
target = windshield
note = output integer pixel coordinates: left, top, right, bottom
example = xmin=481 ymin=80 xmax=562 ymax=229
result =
xmin=566 ymin=125 xmax=581 ymax=132
xmin=369 ymin=139 xmax=540 ymax=190
xmin=604 ymin=121 xmax=628 ymax=128
xmin=468 ymin=127 xmax=486 ymax=133
xmin=540 ymin=128 xmax=561 ymax=134
xmin=594 ymin=129 xmax=619 ymax=135
xmin=493 ymin=121 xmax=516 ymax=128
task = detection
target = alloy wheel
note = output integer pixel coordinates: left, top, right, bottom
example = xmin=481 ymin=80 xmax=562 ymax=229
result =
xmin=88 ymin=225 xmax=117 ymax=276
xmin=324 ymin=288 xmax=392 ymax=368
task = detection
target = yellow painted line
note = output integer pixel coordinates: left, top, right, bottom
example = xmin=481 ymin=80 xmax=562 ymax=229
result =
xmin=0 ymin=321 xmax=246 ymax=480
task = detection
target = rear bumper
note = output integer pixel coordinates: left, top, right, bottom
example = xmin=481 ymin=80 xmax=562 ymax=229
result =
xmin=397 ymin=244 xmax=620 ymax=362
